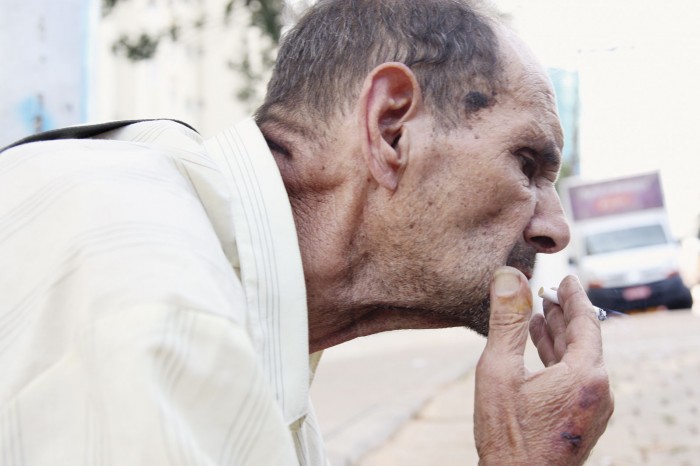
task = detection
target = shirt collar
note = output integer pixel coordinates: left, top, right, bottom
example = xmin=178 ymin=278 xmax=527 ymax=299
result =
xmin=204 ymin=118 xmax=310 ymax=425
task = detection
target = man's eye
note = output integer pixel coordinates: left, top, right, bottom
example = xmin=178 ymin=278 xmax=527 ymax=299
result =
xmin=518 ymin=151 xmax=538 ymax=180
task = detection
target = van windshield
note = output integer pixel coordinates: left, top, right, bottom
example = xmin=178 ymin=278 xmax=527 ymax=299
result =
xmin=586 ymin=224 xmax=668 ymax=255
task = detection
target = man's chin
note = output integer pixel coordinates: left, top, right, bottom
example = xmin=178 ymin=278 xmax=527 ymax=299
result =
xmin=453 ymin=249 xmax=535 ymax=337
xmin=459 ymin=296 xmax=491 ymax=337
xmin=470 ymin=321 xmax=489 ymax=337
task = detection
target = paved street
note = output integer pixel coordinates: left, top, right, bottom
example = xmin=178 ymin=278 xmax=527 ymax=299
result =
xmin=312 ymin=308 xmax=700 ymax=465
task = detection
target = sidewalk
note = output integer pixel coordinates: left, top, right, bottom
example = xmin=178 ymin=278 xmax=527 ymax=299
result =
xmin=356 ymin=310 xmax=700 ymax=466
xmin=310 ymin=327 xmax=487 ymax=466
xmin=311 ymin=309 xmax=700 ymax=465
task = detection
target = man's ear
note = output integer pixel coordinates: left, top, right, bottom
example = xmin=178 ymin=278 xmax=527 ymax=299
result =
xmin=357 ymin=62 xmax=422 ymax=191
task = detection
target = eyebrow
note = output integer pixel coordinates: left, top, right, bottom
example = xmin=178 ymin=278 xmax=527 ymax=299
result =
xmin=518 ymin=121 xmax=563 ymax=171
xmin=538 ymin=140 xmax=561 ymax=170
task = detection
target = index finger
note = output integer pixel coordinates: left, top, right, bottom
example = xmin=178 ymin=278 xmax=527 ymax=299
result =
xmin=556 ymin=275 xmax=604 ymax=365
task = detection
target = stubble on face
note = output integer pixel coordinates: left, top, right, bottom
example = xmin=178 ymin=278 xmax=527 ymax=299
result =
xmin=377 ymin=238 xmax=537 ymax=338
xmin=440 ymin=241 xmax=537 ymax=337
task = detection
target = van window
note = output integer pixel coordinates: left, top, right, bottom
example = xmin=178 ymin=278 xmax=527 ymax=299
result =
xmin=586 ymin=224 xmax=668 ymax=255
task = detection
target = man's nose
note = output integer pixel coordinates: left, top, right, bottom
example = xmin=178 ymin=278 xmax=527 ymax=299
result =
xmin=524 ymin=186 xmax=571 ymax=254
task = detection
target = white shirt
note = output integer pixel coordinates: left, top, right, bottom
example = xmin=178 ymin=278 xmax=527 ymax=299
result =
xmin=0 ymin=119 xmax=328 ymax=465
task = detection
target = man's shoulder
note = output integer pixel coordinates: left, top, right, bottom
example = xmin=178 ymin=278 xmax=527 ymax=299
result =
xmin=0 ymin=119 xmax=215 ymax=176
xmin=0 ymin=119 xmax=198 ymax=154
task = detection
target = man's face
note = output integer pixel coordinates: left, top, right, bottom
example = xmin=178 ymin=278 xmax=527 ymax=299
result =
xmin=370 ymin=31 xmax=570 ymax=335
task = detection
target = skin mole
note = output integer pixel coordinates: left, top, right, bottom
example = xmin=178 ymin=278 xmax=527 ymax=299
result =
xmin=465 ymin=91 xmax=492 ymax=111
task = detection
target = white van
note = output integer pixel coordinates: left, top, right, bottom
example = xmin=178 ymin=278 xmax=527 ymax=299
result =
xmin=576 ymin=212 xmax=692 ymax=310
xmin=562 ymin=173 xmax=693 ymax=311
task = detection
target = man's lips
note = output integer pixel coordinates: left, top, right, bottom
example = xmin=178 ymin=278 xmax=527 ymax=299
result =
xmin=506 ymin=261 xmax=534 ymax=280
xmin=517 ymin=267 xmax=533 ymax=280
xmin=505 ymin=243 xmax=537 ymax=281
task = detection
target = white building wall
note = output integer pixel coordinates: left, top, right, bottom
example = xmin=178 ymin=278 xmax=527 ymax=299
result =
xmin=0 ymin=0 xmax=96 ymax=146
xmin=94 ymin=0 xmax=273 ymax=136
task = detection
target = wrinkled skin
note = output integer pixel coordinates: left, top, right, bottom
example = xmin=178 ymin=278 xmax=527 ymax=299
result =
xmin=475 ymin=268 xmax=614 ymax=465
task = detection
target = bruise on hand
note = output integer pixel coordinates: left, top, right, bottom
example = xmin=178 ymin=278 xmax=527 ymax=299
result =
xmin=560 ymin=432 xmax=582 ymax=451
xmin=578 ymin=384 xmax=603 ymax=410
xmin=557 ymin=383 xmax=607 ymax=454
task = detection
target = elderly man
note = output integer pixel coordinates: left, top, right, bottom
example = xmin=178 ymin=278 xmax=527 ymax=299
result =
xmin=0 ymin=0 xmax=612 ymax=464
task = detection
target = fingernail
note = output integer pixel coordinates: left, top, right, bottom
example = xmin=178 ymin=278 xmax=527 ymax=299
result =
xmin=494 ymin=268 xmax=521 ymax=297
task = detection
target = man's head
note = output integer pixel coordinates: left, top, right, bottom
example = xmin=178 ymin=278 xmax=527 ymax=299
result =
xmin=256 ymin=0 xmax=504 ymax=141
xmin=258 ymin=0 xmax=570 ymax=349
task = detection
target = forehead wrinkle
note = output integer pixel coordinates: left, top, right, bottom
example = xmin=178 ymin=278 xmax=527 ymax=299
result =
xmin=496 ymin=26 xmax=563 ymax=171
xmin=515 ymin=78 xmax=558 ymax=115
xmin=505 ymin=56 xmax=558 ymax=107
xmin=516 ymin=79 xmax=564 ymax=153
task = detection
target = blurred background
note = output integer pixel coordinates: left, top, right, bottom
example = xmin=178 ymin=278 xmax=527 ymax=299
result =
xmin=2 ymin=0 xmax=700 ymax=464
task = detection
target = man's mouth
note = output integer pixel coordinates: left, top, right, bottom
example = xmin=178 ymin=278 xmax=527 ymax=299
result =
xmin=505 ymin=243 xmax=537 ymax=280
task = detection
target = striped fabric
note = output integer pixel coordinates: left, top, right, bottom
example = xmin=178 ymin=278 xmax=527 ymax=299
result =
xmin=0 ymin=119 xmax=328 ymax=465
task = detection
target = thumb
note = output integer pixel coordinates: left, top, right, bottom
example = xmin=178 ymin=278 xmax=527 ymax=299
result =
xmin=484 ymin=266 xmax=533 ymax=358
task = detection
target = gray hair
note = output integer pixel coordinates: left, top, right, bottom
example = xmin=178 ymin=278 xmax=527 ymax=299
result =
xmin=255 ymin=0 xmax=504 ymax=138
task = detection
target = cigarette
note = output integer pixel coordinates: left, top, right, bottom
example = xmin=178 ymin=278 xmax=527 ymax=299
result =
xmin=537 ymin=287 xmax=608 ymax=321
xmin=537 ymin=287 xmax=560 ymax=304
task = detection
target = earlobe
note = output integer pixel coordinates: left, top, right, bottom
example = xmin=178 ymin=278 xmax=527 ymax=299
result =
xmin=358 ymin=62 xmax=422 ymax=191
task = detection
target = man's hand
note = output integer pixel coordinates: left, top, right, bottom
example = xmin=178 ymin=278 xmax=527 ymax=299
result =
xmin=474 ymin=267 xmax=614 ymax=466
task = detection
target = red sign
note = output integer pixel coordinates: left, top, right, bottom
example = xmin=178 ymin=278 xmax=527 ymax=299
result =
xmin=622 ymin=285 xmax=652 ymax=301
xmin=568 ymin=173 xmax=664 ymax=221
